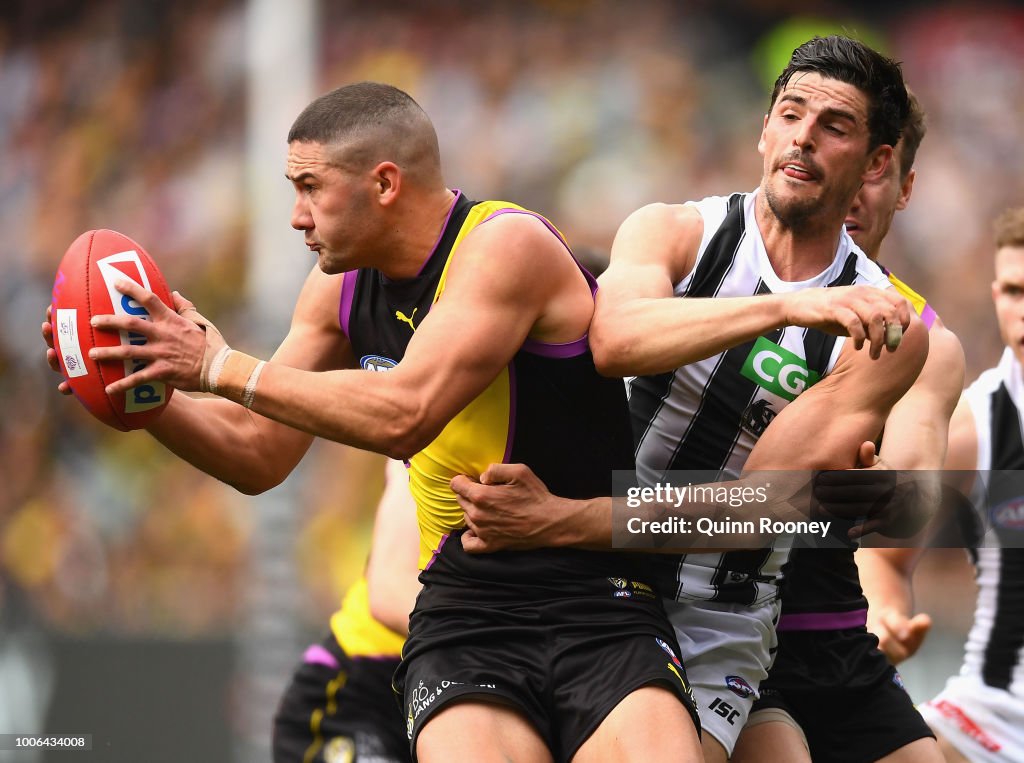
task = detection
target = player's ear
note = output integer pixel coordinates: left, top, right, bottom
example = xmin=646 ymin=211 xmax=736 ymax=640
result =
xmin=373 ymin=162 xmax=401 ymax=206
xmin=896 ymin=168 xmax=915 ymax=211
xmin=757 ymin=113 xmax=769 ymax=155
xmin=863 ymin=144 xmax=893 ymax=185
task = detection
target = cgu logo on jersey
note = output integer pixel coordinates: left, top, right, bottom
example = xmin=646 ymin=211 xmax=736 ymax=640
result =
xmin=361 ymin=355 xmax=398 ymax=372
xmin=740 ymin=336 xmax=820 ymax=402
xmin=96 ymin=251 xmax=167 ymax=413
xmin=991 ymin=496 xmax=1024 ymax=530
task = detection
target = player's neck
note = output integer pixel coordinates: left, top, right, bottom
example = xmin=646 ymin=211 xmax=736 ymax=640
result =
xmin=378 ymin=187 xmax=458 ymax=281
xmin=755 ymin=201 xmax=845 ymax=282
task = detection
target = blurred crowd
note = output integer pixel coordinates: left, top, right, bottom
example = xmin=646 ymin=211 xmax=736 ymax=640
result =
xmin=0 ymin=0 xmax=1020 ymax=640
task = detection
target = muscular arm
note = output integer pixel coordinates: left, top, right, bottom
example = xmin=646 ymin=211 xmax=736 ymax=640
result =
xmin=366 ymin=458 xmax=422 ymax=636
xmin=93 ymin=213 xmax=591 ymax=463
xmin=456 ymin=320 xmax=929 ymax=552
xmin=591 ymin=203 xmax=912 ymax=376
xmin=742 ymin=315 xmax=930 ymax=472
xmin=144 ymin=267 xmax=350 ymax=493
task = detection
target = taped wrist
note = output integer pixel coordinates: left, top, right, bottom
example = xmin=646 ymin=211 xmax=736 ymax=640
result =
xmin=203 ymin=348 xmax=265 ymax=408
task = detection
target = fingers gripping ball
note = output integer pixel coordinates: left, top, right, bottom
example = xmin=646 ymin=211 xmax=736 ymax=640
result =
xmin=50 ymin=229 xmax=174 ymax=431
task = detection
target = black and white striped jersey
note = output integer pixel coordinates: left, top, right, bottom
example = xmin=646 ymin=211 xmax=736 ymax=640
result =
xmin=629 ymin=190 xmax=890 ymax=605
xmin=961 ymin=348 xmax=1024 ymax=696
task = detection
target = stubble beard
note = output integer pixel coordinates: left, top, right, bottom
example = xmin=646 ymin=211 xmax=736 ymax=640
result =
xmin=763 ymin=180 xmax=823 ymax=235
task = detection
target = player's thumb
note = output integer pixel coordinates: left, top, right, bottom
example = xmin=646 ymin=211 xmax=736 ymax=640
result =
xmin=480 ymin=463 xmax=520 ymax=486
xmin=449 ymin=474 xmax=478 ymax=498
xmin=906 ymin=613 xmax=933 ymax=646
xmin=460 ymin=529 xmax=486 ymax=554
xmin=857 ymin=440 xmax=879 ymax=468
xmin=172 ymin=290 xmax=196 ymax=314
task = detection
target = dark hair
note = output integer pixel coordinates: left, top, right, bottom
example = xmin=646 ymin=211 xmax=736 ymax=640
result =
xmin=995 ymin=207 xmax=1024 ymax=250
xmin=770 ymin=35 xmax=910 ymax=151
xmin=897 ymin=90 xmax=926 ymax=179
xmin=287 ymin=82 xmax=438 ymax=170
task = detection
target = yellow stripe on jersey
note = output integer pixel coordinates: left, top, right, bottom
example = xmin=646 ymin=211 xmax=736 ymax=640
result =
xmin=887 ymin=271 xmax=927 ymax=317
xmin=886 ymin=269 xmax=939 ymax=330
xmin=330 ymin=576 xmax=405 ymax=658
xmin=408 ymin=368 xmax=510 ymax=568
xmin=410 ymin=200 xmax=568 ymax=569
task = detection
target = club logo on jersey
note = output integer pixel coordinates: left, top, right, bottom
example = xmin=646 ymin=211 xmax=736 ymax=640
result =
xmin=740 ymin=399 xmax=777 ymax=437
xmin=323 ymin=736 xmax=355 ymax=763
xmin=608 ymin=577 xmax=656 ymax=600
xmin=726 ymin=675 xmax=755 ymax=699
xmin=990 ymin=496 xmax=1024 ymax=530
xmin=361 ymin=354 xmax=398 ymax=372
xmin=740 ymin=337 xmax=819 ymax=402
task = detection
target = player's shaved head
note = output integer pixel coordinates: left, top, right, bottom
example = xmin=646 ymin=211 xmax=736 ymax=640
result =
xmin=288 ymin=82 xmax=442 ymax=186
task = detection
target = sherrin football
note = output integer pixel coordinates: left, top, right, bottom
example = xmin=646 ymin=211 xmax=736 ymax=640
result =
xmin=51 ymin=229 xmax=174 ymax=431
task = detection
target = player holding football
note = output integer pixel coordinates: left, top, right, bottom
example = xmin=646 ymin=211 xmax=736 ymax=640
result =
xmin=45 ymin=81 xmax=704 ymax=762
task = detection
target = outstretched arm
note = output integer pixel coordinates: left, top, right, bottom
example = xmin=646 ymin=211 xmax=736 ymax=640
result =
xmin=591 ymin=203 xmax=913 ymax=376
xmin=455 ymin=320 xmax=928 ymax=553
xmin=44 ymin=266 xmax=350 ymax=494
xmin=83 ymin=213 xmax=591 ymax=463
xmin=858 ymin=345 xmax=974 ymax=665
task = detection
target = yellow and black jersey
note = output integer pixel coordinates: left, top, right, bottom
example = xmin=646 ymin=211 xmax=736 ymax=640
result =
xmin=340 ymin=191 xmax=635 ymax=571
xmin=329 ymin=575 xmax=405 ymax=659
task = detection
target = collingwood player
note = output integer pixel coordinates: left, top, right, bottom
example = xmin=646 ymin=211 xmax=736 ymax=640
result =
xmin=452 ymin=36 xmax=928 ymax=762
xmin=863 ymin=207 xmax=1024 ymax=763
xmin=735 ymin=92 xmax=959 ymax=763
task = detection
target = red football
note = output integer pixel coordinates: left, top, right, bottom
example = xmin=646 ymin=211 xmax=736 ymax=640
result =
xmin=50 ymin=229 xmax=174 ymax=431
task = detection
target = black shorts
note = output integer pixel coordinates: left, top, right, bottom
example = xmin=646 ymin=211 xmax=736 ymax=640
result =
xmin=395 ymin=530 xmax=699 ymax=762
xmin=754 ymin=628 xmax=934 ymax=763
xmin=273 ymin=633 xmax=410 ymax=763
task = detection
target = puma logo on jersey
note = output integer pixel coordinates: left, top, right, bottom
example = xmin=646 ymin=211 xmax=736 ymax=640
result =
xmin=740 ymin=337 xmax=820 ymax=402
xmin=395 ymin=307 xmax=418 ymax=332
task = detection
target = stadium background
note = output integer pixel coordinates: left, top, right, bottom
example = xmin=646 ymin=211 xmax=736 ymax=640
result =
xmin=1 ymin=0 xmax=1020 ymax=760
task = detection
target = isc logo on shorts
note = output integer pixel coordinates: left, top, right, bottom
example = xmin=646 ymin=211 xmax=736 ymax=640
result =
xmin=740 ymin=337 xmax=819 ymax=402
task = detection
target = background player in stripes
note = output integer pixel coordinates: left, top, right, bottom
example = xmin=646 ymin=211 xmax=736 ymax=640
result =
xmin=452 ymin=35 xmax=929 ymax=762
xmin=734 ymin=90 xmax=959 ymax=763
xmin=862 ymin=207 xmax=1024 ymax=762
